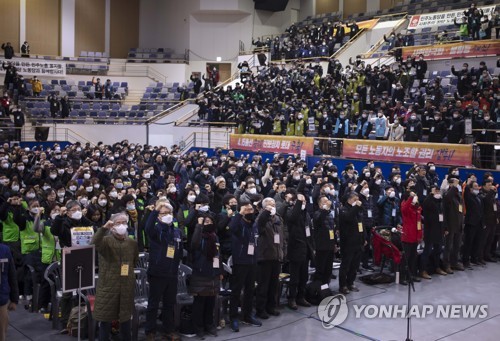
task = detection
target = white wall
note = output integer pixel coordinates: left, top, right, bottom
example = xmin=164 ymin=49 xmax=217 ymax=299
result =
xmin=139 ymin=0 xmax=301 ymax=62
xmin=125 ymin=63 xmax=189 ymax=84
xmin=366 ymin=0 xmax=380 ymax=14
xmin=60 ymin=0 xmax=76 ymax=57
xmin=139 ymin=0 xmax=196 ymax=54
xmin=45 ymin=123 xmax=148 ymax=145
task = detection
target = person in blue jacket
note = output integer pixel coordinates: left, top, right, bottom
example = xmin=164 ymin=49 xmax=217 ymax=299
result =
xmin=144 ymin=200 xmax=183 ymax=341
xmin=0 ymin=242 xmax=19 ymax=341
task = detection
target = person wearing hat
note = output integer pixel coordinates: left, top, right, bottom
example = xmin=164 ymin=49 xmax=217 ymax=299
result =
xmin=144 ymin=200 xmax=182 ymax=341
xmin=92 ymin=212 xmax=139 ymax=341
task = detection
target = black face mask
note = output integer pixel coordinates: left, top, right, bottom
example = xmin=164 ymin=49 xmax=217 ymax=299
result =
xmin=229 ymin=204 xmax=238 ymax=212
xmin=203 ymin=224 xmax=216 ymax=233
xmin=244 ymin=213 xmax=255 ymax=221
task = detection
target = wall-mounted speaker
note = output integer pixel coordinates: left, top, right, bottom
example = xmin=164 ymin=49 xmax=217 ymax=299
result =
xmin=254 ymin=0 xmax=289 ymax=12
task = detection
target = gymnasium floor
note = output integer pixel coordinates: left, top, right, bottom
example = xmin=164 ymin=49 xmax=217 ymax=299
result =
xmin=7 ymin=262 xmax=500 ymax=341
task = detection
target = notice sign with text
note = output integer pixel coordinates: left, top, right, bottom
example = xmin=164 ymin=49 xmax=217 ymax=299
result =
xmin=0 ymin=57 xmax=66 ymax=77
xmin=408 ymin=6 xmax=495 ymax=29
xmin=343 ymin=140 xmax=473 ymax=167
xmin=230 ymin=134 xmax=314 ymax=155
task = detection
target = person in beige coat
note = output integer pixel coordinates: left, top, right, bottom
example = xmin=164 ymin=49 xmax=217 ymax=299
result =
xmin=388 ymin=118 xmax=405 ymax=141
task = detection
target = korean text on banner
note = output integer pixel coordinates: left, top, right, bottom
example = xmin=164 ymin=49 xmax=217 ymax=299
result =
xmin=230 ymin=134 xmax=314 ymax=156
xmin=407 ymin=6 xmax=495 ymax=29
xmin=402 ymin=40 xmax=500 ymax=61
xmin=343 ymin=139 xmax=473 ymax=167
xmin=0 ymin=57 xmax=66 ymax=77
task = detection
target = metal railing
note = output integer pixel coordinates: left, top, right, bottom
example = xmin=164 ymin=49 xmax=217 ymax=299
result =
xmin=331 ymin=28 xmax=366 ymax=59
xmin=361 ymin=15 xmax=409 ymax=58
xmin=179 ymin=129 xmax=233 ymax=153
xmin=0 ymin=125 xmax=95 ymax=146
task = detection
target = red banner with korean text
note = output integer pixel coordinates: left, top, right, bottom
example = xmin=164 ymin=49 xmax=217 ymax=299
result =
xmin=229 ymin=134 xmax=314 ymax=156
xmin=343 ymin=139 xmax=473 ymax=167
xmin=401 ymin=40 xmax=500 ymax=61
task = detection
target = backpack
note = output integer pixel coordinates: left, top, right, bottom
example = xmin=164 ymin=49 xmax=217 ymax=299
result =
xmin=305 ymin=280 xmax=332 ymax=306
xmin=66 ymin=305 xmax=88 ymax=338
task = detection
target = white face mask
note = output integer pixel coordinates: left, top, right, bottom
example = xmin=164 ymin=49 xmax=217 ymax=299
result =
xmin=248 ymin=188 xmax=257 ymax=195
xmin=187 ymin=194 xmax=196 ymax=202
xmin=169 ymin=187 xmax=177 ymax=193
xmin=106 ymin=167 xmax=113 ymax=173
xmin=202 ymin=170 xmax=209 ymax=175
xmin=126 ymin=204 xmax=136 ymax=211
xmin=86 ymin=186 xmax=93 ymax=192
xmin=122 ymin=171 xmax=128 ymax=176
xmin=306 ymin=179 xmax=312 ymax=185
xmin=375 ymin=179 xmax=382 ymax=185
xmin=69 ymin=185 xmax=77 ymax=191
xmin=434 ymin=193 xmax=442 ymax=199
xmin=270 ymin=207 xmax=276 ymax=216
xmin=364 ymin=172 xmax=371 ymax=178
xmin=30 ymin=207 xmax=40 ymax=215
xmin=395 ymin=178 xmax=401 ymax=184
xmin=43 ymin=185 xmax=51 ymax=191
xmin=83 ymin=173 xmax=91 ymax=179
xmin=11 ymin=185 xmax=20 ymax=192
xmin=198 ymin=205 xmax=209 ymax=212
xmin=98 ymin=199 xmax=108 ymax=207
xmin=161 ymin=214 xmax=173 ymax=224
xmin=71 ymin=211 xmax=83 ymax=220
xmin=80 ymin=198 xmax=88 ymax=206
xmin=113 ymin=224 xmax=128 ymax=236
xmin=389 ymin=191 xmax=396 ymax=198
xmin=49 ymin=174 xmax=57 ymax=179
xmin=50 ymin=213 xmax=59 ymax=220
xmin=109 ymin=191 xmax=118 ymax=198
xmin=301 ymin=203 xmax=306 ymax=210
xmin=144 ymin=173 xmax=151 ymax=179
xmin=362 ymin=188 xmax=370 ymax=196
xmin=26 ymin=193 xmax=36 ymax=199
xmin=115 ymin=183 xmax=124 ymax=189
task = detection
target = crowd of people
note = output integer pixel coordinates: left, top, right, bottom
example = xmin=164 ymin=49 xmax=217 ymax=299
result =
xmin=252 ymin=19 xmax=360 ymax=60
xmin=0 ymin=140 xmax=499 ymax=340
xmin=196 ymin=57 xmax=499 ymax=168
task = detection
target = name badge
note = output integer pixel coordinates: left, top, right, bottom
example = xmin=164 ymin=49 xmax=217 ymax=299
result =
xmin=339 ymin=124 xmax=343 ymax=129
xmin=256 ymin=179 xmax=260 ymax=185
xmin=248 ymin=243 xmax=255 ymax=255
xmin=417 ymin=221 xmax=422 ymax=230
xmin=392 ymin=208 xmax=396 ymax=217
xmin=367 ymin=209 xmax=372 ymax=218
xmin=309 ymin=196 xmax=313 ymax=204
xmin=167 ymin=245 xmax=175 ymax=258
xmin=274 ymin=233 xmax=280 ymax=244
xmin=329 ymin=230 xmax=334 ymax=240
xmin=120 ymin=263 xmax=129 ymax=276
xmin=358 ymin=222 xmax=363 ymax=233
xmin=213 ymin=257 xmax=220 ymax=269
xmin=410 ymin=126 xmax=414 ymax=132
xmin=493 ymin=204 xmax=497 ymax=212
xmin=321 ymin=284 xmax=329 ymax=290
xmin=305 ymin=227 xmax=311 ymax=237
xmin=449 ymin=124 xmax=453 ymax=130
xmin=423 ymin=189 xmax=427 ymax=196
xmin=458 ymin=204 xmax=463 ymax=213
xmin=233 ymin=182 xmax=238 ymax=189
xmin=430 ymin=127 xmax=435 ymax=133
xmin=439 ymin=214 xmax=443 ymax=222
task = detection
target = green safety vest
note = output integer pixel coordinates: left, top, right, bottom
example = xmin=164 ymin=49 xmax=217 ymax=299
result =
xmin=182 ymin=210 xmax=189 ymax=237
xmin=20 ymin=219 xmax=40 ymax=255
xmin=273 ymin=120 xmax=282 ymax=134
xmin=1 ymin=211 xmax=20 ymax=242
xmin=40 ymin=224 xmax=60 ymax=264
xmin=286 ymin=122 xmax=295 ymax=136
xmin=295 ymin=119 xmax=305 ymax=136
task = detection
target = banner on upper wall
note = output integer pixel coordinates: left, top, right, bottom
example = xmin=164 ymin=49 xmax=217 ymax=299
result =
xmin=0 ymin=57 xmax=66 ymax=77
xmin=343 ymin=139 xmax=473 ymax=167
xmin=401 ymin=40 xmax=500 ymax=61
xmin=407 ymin=5 xmax=496 ymax=29
xmin=229 ymin=134 xmax=314 ymax=157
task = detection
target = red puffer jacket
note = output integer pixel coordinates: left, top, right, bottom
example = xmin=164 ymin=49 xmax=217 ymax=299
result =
xmin=401 ymin=196 xmax=423 ymax=243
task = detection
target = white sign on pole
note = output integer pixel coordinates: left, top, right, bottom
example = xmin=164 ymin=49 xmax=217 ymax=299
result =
xmin=0 ymin=57 xmax=66 ymax=77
